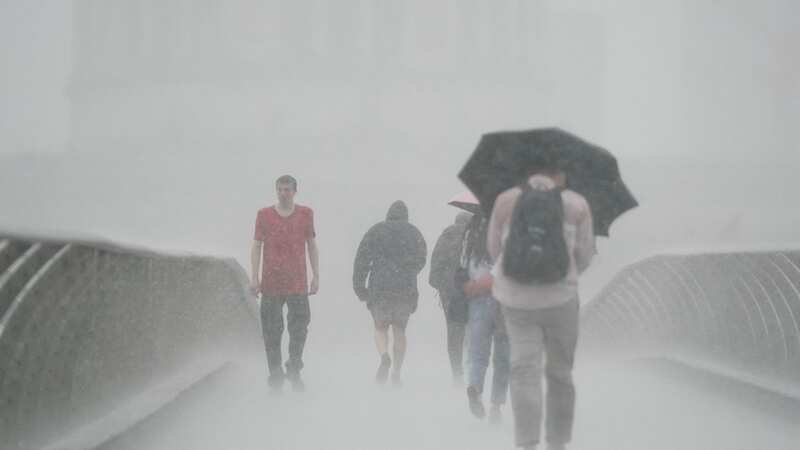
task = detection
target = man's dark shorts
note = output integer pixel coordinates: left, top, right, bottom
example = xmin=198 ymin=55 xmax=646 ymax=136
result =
xmin=368 ymin=294 xmax=415 ymax=330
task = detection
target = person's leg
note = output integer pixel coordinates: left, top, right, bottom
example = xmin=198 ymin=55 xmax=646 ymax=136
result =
xmin=488 ymin=324 xmax=511 ymax=424
xmin=260 ymin=296 xmax=286 ymax=388
xmin=371 ymin=301 xmax=393 ymax=384
xmin=491 ymin=302 xmax=511 ymax=408
xmin=466 ymin=298 xmax=493 ymax=394
xmin=490 ymin=330 xmax=511 ymax=407
xmin=504 ymin=306 xmax=545 ymax=448
xmin=465 ymin=298 xmax=494 ymax=418
xmin=371 ymin=301 xmax=391 ymax=354
xmin=389 ymin=303 xmax=412 ymax=385
xmin=542 ymin=299 xmax=580 ymax=448
xmin=375 ymin=325 xmax=390 ymax=354
xmin=374 ymin=324 xmax=393 ymax=384
xmin=449 ymin=320 xmax=466 ymax=383
xmin=390 ymin=324 xmax=406 ymax=381
xmin=443 ymin=296 xmax=466 ymax=383
xmin=286 ymin=295 xmax=311 ymax=389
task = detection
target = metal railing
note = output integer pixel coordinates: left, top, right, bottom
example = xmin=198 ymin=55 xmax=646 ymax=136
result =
xmin=581 ymin=251 xmax=800 ymax=394
xmin=0 ymin=234 xmax=260 ymax=449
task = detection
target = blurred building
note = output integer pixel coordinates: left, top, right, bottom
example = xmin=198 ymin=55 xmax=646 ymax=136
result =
xmin=68 ymin=0 xmax=606 ymax=153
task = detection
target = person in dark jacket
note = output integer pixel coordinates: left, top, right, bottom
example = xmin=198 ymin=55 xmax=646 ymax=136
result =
xmin=353 ymin=200 xmax=427 ymax=386
xmin=429 ymin=211 xmax=472 ymax=385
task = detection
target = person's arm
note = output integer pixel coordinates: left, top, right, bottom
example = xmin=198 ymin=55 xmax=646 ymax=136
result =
xmin=487 ymin=191 xmax=512 ymax=262
xmin=414 ymin=230 xmax=427 ymax=273
xmin=250 ymin=240 xmax=262 ymax=295
xmin=352 ymin=230 xmax=373 ymax=302
xmin=574 ymin=199 xmax=596 ymax=274
xmin=305 ymin=208 xmax=319 ymax=295
xmin=251 ymin=210 xmax=266 ymax=296
xmin=307 ymin=237 xmax=320 ymax=294
xmin=428 ymin=232 xmax=447 ymax=289
xmin=409 ymin=230 xmax=427 ymax=314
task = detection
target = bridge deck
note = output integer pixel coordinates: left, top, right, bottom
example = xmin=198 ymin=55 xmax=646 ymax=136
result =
xmin=98 ymin=355 xmax=799 ymax=450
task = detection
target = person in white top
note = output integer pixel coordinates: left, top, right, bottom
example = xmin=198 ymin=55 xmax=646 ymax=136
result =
xmin=487 ymin=155 xmax=595 ymax=450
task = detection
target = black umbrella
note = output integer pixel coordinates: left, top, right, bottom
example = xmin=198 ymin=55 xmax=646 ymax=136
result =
xmin=458 ymin=127 xmax=638 ymax=236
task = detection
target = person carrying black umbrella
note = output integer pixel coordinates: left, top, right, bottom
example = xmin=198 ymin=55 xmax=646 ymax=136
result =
xmin=459 ymin=128 xmax=636 ymax=450
xmin=487 ymin=152 xmax=595 ymax=450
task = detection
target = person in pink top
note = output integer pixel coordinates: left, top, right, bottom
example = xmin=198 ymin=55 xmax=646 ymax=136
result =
xmin=251 ymin=175 xmax=319 ymax=392
xmin=487 ymin=154 xmax=595 ymax=450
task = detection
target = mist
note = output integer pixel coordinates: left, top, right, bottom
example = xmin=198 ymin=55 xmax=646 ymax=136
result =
xmin=2 ymin=1 xmax=799 ymax=449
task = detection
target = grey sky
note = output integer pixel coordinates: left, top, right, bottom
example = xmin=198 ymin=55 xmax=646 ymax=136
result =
xmin=2 ymin=1 xmax=798 ymax=162
xmin=0 ymin=0 xmax=71 ymax=154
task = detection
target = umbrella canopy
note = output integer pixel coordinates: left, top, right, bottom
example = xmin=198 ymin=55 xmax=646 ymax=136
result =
xmin=458 ymin=127 xmax=638 ymax=236
xmin=448 ymin=191 xmax=482 ymax=214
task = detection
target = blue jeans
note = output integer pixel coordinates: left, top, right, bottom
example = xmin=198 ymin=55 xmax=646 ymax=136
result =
xmin=466 ymin=297 xmax=510 ymax=405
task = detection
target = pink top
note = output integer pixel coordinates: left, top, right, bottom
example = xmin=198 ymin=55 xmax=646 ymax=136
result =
xmin=253 ymin=205 xmax=316 ymax=296
xmin=487 ymin=175 xmax=596 ymax=310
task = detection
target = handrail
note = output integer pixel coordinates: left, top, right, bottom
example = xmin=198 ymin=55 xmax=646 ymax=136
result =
xmin=582 ymin=250 xmax=800 ymax=394
xmin=0 ymin=234 xmax=260 ymax=450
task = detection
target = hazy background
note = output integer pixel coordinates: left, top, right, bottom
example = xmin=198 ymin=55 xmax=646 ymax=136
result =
xmin=2 ymin=0 xmax=799 ymax=300
xmin=1 ymin=2 xmax=800 ymax=448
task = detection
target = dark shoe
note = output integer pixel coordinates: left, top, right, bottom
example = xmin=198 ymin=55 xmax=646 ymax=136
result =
xmin=488 ymin=404 xmax=502 ymax=425
xmin=466 ymin=385 xmax=485 ymax=419
xmin=376 ymin=354 xmax=391 ymax=384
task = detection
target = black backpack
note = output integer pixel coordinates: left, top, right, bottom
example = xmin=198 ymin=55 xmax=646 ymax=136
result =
xmin=502 ymin=183 xmax=569 ymax=284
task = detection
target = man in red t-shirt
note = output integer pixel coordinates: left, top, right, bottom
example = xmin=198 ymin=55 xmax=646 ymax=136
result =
xmin=251 ymin=175 xmax=319 ymax=392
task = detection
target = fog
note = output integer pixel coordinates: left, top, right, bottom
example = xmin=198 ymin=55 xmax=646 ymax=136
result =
xmin=2 ymin=1 xmax=799 ymax=449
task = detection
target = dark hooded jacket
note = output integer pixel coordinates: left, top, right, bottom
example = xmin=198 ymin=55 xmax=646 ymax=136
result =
xmin=429 ymin=212 xmax=471 ymax=299
xmin=353 ymin=201 xmax=427 ymax=308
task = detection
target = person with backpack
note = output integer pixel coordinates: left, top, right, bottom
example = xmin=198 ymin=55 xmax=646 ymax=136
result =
xmin=429 ymin=211 xmax=472 ymax=385
xmin=487 ymin=153 xmax=595 ymax=450
xmin=353 ymin=200 xmax=427 ymax=386
xmin=461 ymin=214 xmax=511 ymax=424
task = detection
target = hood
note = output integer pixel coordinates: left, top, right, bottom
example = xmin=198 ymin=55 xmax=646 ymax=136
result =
xmin=386 ymin=200 xmax=409 ymax=222
xmin=455 ymin=212 xmax=472 ymax=226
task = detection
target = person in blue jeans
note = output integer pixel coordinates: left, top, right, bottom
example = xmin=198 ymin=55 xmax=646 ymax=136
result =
xmin=461 ymin=214 xmax=511 ymax=424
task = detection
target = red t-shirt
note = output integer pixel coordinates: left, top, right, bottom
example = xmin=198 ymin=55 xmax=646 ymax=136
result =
xmin=253 ymin=205 xmax=316 ymax=296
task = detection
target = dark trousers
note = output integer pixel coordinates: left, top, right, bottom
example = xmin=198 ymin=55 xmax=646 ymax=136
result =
xmin=441 ymin=293 xmax=467 ymax=378
xmin=260 ymin=295 xmax=310 ymax=379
